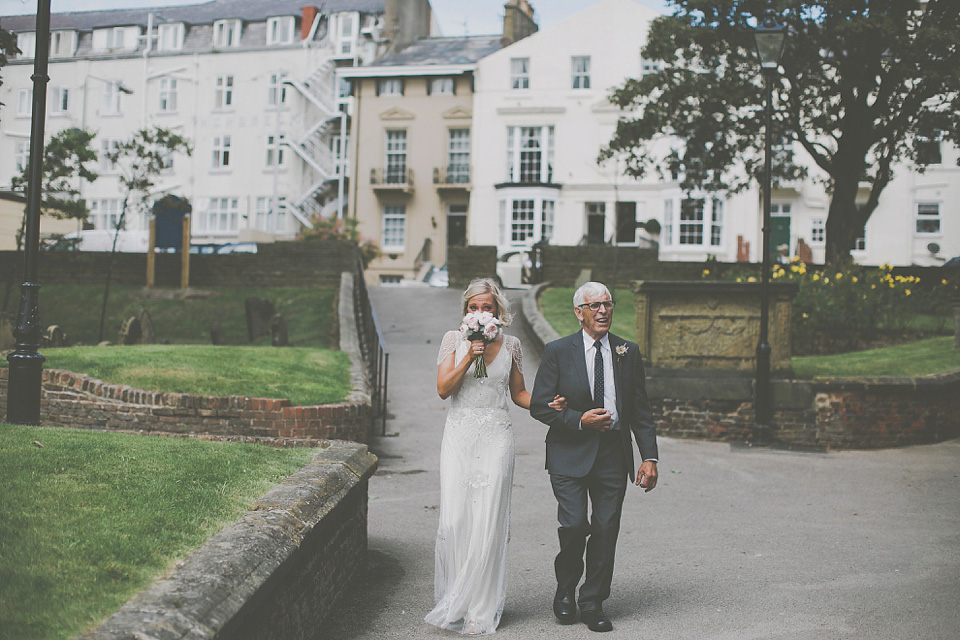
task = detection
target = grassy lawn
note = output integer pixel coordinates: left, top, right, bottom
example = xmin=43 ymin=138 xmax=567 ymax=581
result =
xmin=0 ymin=425 xmax=316 ymax=640
xmin=538 ymin=287 xmax=959 ymax=378
xmin=7 ymin=285 xmax=338 ymax=348
xmin=538 ymin=287 xmax=636 ymax=342
xmin=16 ymin=344 xmax=352 ymax=406
xmin=792 ymin=336 xmax=960 ymax=378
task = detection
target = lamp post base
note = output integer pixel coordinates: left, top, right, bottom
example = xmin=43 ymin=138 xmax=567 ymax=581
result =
xmin=6 ymin=351 xmax=45 ymax=424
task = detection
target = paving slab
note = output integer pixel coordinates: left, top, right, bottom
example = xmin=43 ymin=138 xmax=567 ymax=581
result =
xmin=326 ymin=286 xmax=960 ymax=640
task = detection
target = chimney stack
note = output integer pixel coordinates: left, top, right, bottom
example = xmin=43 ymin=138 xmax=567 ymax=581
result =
xmin=301 ymin=6 xmax=319 ymax=41
xmin=502 ymin=0 xmax=537 ymax=47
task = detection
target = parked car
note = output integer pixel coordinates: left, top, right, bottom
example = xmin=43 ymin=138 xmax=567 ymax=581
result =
xmin=496 ymin=250 xmax=538 ymax=289
xmin=426 ymin=263 xmax=448 ymax=288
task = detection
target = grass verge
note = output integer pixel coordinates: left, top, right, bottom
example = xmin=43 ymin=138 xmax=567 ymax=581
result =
xmin=538 ymin=287 xmax=636 ymax=342
xmin=792 ymin=336 xmax=960 ymax=378
xmin=18 ymin=344 xmax=352 ymax=406
xmin=0 ymin=425 xmax=316 ymax=640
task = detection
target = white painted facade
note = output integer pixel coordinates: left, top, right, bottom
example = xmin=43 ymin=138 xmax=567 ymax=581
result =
xmin=469 ymin=0 xmax=960 ymax=267
xmin=0 ymin=2 xmax=396 ymax=249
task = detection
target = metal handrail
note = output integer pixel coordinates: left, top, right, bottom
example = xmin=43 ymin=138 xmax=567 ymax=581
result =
xmin=353 ymin=253 xmax=389 ymax=436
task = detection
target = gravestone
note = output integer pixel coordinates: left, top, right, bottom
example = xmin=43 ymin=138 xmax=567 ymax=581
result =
xmin=42 ymin=325 xmax=68 ymax=348
xmin=211 ymin=322 xmax=225 ymax=345
xmin=119 ymin=316 xmax=142 ymax=345
xmin=138 ymin=308 xmax=155 ymax=344
xmin=270 ymin=314 xmax=289 ymax=347
xmin=245 ymin=297 xmax=275 ymax=342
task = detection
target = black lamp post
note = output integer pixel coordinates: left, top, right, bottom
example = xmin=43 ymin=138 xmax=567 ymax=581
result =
xmin=6 ymin=0 xmax=52 ymax=424
xmin=752 ymin=6 xmax=786 ymax=440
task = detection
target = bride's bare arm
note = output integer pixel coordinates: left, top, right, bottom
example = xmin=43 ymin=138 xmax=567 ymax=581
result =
xmin=509 ymin=359 xmax=531 ymax=409
xmin=509 ymin=358 xmax=567 ymax=411
xmin=437 ymin=339 xmax=484 ymax=399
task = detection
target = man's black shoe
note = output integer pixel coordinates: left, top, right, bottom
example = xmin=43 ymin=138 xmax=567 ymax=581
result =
xmin=579 ymin=609 xmax=613 ymax=632
xmin=552 ymin=587 xmax=577 ymax=624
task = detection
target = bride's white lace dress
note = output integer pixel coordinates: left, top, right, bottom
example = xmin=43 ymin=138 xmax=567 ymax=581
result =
xmin=425 ymin=331 xmax=523 ymax=635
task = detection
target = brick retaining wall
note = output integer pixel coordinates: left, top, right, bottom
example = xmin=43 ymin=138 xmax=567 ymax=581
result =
xmin=0 ymin=368 xmax=371 ymax=443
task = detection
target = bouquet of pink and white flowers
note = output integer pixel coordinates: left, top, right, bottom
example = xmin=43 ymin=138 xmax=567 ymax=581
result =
xmin=459 ymin=311 xmax=502 ymax=378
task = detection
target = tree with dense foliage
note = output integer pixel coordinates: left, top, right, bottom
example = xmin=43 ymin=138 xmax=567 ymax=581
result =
xmin=601 ymin=0 xmax=960 ymax=265
xmin=10 ymin=127 xmax=99 ymax=249
xmin=98 ymin=127 xmax=192 ymax=341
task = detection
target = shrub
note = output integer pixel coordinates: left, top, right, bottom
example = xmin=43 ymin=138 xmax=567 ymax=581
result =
xmin=297 ymin=215 xmax=380 ymax=267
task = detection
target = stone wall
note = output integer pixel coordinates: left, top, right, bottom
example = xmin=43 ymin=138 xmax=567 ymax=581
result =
xmin=522 ymin=286 xmax=960 ymax=450
xmin=0 ymin=240 xmax=357 ymax=288
xmin=76 ymin=440 xmax=378 ymax=640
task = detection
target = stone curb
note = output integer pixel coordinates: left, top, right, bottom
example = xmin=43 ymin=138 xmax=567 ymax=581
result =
xmin=339 ymin=271 xmax=372 ymax=406
xmin=75 ymin=440 xmax=378 ymax=640
xmin=518 ymin=282 xmax=559 ymax=357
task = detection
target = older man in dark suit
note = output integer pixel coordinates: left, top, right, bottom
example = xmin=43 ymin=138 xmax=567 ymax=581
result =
xmin=530 ymin=281 xmax=658 ymax=633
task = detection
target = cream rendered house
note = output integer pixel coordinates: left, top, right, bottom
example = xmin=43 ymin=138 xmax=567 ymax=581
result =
xmin=342 ymin=0 xmax=537 ymax=285
xmin=342 ymin=38 xmax=496 ymax=284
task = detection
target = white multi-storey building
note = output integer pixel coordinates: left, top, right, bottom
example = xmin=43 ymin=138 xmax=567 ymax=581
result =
xmin=0 ymin=0 xmax=437 ymax=248
xmin=468 ymin=0 xmax=958 ymax=268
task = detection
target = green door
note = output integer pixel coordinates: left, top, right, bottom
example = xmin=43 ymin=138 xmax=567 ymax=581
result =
xmin=769 ymin=216 xmax=790 ymax=261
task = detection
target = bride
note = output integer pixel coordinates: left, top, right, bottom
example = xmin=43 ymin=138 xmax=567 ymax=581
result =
xmin=426 ymin=278 xmax=563 ymax=635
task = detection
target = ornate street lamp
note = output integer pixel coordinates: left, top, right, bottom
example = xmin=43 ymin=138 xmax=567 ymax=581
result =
xmin=6 ymin=0 xmax=52 ymax=424
xmin=752 ymin=6 xmax=786 ymax=440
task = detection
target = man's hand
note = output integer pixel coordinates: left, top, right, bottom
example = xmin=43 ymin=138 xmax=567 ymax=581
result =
xmin=635 ymin=460 xmax=658 ymax=492
xmin=581 ymin=408 xmax=612 ymax=431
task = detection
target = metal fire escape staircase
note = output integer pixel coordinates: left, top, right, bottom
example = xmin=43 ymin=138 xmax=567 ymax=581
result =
xmin=282 ymin=62 xmax=345 ymax=227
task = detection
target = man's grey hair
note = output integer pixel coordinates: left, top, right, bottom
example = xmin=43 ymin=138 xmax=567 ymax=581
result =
xmin=573 ymin=281 xmax=612 ymax=307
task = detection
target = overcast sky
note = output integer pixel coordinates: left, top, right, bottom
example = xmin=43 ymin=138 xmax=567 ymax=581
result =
xmin=0 ymin=0 xmax=674 ymax=34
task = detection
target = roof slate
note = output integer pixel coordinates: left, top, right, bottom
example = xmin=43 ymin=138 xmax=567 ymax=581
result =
xmin=373 ymin=36 xmax=503 ymax=67
xmin=0 ymin=0 xmax=385 ymax=30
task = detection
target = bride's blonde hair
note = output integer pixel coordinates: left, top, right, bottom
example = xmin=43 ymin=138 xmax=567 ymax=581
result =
xmin=461 ymin=278 xmax=512 ymax=327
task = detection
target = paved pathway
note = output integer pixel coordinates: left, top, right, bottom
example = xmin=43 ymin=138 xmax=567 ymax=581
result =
xmin=326 ymin=286 xmax=960 ymax=639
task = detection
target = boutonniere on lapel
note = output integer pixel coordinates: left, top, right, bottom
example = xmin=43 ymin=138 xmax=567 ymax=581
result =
xmin=615 ymin=344 xmax=629 ymax=363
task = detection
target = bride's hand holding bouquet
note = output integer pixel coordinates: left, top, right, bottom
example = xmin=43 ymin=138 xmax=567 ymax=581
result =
xmin=459 ymin=311 xmax=502 ymax=378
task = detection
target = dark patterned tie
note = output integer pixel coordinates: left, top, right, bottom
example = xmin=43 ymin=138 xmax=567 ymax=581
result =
xmin=594 ymin=340 xmax=604 ymax=409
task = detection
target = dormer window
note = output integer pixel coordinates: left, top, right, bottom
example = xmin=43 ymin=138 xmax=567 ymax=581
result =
xmin=50 ymin=30 xmax=76 ymax=57
xmin=267 ymin=16 xmax=295 ymax=45
xmin=213 ymin=19 xmax=242 ymax=48
xmin=334 ymin=12 xmax=358 ymax=57
xmin=16 ymin=32 xmax=36 ymax=58
xmin=157 ymin=23 xmax=185 ymax=51
xmin=92 ymin=26 xmax=138 ymax=52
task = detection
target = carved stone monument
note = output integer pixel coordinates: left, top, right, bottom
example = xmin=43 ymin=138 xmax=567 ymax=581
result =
xmin=633 ymin=280 xmax=798 ymax=372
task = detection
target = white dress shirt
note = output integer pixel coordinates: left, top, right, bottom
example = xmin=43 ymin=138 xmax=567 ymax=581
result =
xmin=581 ymin=330 xmax=619 ymax=430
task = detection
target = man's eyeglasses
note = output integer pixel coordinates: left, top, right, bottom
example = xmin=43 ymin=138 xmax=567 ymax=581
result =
xmin=577 ymin=301 xmax=616 ymax=312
